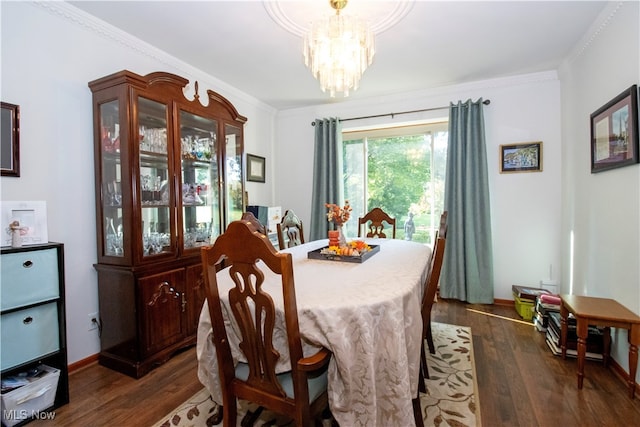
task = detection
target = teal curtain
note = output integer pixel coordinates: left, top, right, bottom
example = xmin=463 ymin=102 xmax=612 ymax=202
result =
xmin=309 ymin=118 xmax=343 ymax=241
xmin=440 ymin=99 xmax=494 ymax=304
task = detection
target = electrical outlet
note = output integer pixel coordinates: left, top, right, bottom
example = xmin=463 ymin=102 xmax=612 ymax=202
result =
xmin=88 ymin=312 xmax=99 ymax=331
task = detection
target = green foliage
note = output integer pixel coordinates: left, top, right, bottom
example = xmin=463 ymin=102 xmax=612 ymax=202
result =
xmin=366 ymin=135 xmax=429 ymax=221
xmin=343 ymin=130 xmax=448 ymax=244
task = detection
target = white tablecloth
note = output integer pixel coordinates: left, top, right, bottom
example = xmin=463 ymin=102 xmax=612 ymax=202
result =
xmin=197 ymin=238 xmax=431 ymax=427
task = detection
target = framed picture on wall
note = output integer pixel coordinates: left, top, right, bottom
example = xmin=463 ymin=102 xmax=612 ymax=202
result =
xmin=499 ymin=141 xmax=543 ymax=173
xmin=246 ymin=153 xmax=265 ymax=183
xmin=1 ymin=102 xmax=20 ymax=177
xmin=590 ymin=84 xmax=639 ymax=173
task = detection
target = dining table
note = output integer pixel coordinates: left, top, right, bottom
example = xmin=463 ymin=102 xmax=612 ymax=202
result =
xmin=196 ymin=237 xmax=432 ymax=427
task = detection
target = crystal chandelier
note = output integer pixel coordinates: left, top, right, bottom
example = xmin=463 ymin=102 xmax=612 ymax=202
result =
xmin=303 ymin=0 xmax=375 ymax=97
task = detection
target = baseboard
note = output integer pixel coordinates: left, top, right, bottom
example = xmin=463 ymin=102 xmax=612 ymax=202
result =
xmin=609 ymin=355 xmax=640 ymax=397
xmin=493 ymin=298 xmax=513 ymax=306
xmin=68 ymin=353 xmax=99 ymax=374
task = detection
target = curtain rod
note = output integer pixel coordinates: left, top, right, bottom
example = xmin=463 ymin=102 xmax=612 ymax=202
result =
xmin=311 ymin=99 xmax=491 ymax=126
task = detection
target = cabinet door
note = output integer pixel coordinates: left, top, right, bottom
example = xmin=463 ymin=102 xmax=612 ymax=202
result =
xmin=224 ymin=124 xmax=244 ymax=227
xmin=185 ymin=264 xmax=206 ymax=337
xmin=98 ymin=99 xmax=125 ymax=261
xmin=138 ymin=96 xmax=176 ymax=260
xmin=139 ymin=269 xmax=186 ymax=356
xmin=178 ymin=109 xmax=221 ymax=249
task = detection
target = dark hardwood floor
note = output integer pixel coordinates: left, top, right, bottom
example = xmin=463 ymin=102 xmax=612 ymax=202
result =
xmin=34 ymin=299 xmax=640 ymax=426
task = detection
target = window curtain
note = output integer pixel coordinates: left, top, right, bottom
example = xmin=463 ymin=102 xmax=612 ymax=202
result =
xmin=309 ymin=118 xmax=343 ymax=241
xmin=440 ymin=99 xmax=494 ymax=304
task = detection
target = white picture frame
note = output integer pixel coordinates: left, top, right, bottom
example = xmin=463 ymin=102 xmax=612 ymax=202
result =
xmin=1 ymin=201 xmax=48 ymax=246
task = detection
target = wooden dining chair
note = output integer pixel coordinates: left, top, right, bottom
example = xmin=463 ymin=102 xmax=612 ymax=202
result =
xmin=357 ymin=207 xmax=397 ymax=238
xmin=276 ymin=209 xmax=305 ymax=250
xmin=438 ymin=210 xmax=448 ymax=239
xmin=201 ymin=221 xmax=332 ymax=427
xmin=420 ymin=236 xmax=446 ymax=381
xmin=240 ymin=211 xmax=268 ymax=235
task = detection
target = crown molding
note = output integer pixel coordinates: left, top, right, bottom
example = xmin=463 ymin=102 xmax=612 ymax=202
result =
xmin=33 ymin=1 xmax=276 ymax=115
xmin=565 ymin=1 xmax=625 ymax=65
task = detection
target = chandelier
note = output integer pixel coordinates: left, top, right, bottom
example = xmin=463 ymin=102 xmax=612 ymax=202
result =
xmin=303 ymin=0 xmax=375 ymax=97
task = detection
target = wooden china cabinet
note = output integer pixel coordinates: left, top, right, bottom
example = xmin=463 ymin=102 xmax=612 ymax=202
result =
xmin=89 ymin=70 xmax=246 ymax=378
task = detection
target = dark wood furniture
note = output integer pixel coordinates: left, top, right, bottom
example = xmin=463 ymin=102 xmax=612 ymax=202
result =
xmin=88 ymin=70 xmax=246 ymax=378
xmin=276 ymin=209 xmax=304 ymax=249
xmin=560 ymin=294 xmax=640 ymax=398
xmin=357 ymin=207 xmax=397 ymax=238
xmin=438 ymin=210 xmax=448 ymax=238
xmin=419 ymin=236 xmax=446 ymax=384
xmin=240 ymin=211 xmax=268 ymax=235
xmin=0 ymin=243 xmax=69 ymax=423
xmin=201 ymin=221 xmax=332 ymax=426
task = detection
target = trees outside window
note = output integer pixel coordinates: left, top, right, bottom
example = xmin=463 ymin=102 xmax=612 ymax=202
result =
xmin=342 ymin=123 xmax=448 ymax=244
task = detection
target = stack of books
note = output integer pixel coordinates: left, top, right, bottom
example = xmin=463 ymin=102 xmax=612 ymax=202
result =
xmin=545 ymin=311 xmax=604 ymax=361
xmin=533 ymin=294 xmax=561 ymax=332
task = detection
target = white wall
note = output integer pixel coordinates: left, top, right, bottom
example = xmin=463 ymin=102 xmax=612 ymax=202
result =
xmin=0 ymin=2 xmax=276 ymax=364
xmin=559 ymin=1 xmax=640 ymax=382
xmin=275 ymin=72 xmax=563 ymax=301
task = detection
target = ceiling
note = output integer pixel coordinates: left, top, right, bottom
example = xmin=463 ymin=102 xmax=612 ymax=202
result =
xmin=68 ymin=0 xmax=608 ymax=110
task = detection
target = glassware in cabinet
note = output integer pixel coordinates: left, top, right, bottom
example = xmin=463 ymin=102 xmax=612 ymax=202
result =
xmin=99 ymin=100 xmax=124 ymax=258
xmin=138 ymin=97 xmax=174 ymax=258
xmin=179 ymin=110 xmax=220 ymax=251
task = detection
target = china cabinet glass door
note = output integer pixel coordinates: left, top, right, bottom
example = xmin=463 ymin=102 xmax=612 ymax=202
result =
xmin=138 ymin=97 xmax=173 ymax=258
xmin=224 ymin=124 xmax=243 ymax=226
xmin=179 ymin=110 xmax=220 ymax=250
xmin=100 ymin=100 xmax=123 ymax=258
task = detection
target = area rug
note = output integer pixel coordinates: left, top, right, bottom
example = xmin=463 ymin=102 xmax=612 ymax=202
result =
xmin=152 ymin=322 xmax=480 ymax=427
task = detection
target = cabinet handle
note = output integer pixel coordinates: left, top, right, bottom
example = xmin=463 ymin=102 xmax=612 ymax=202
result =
xmin=22 ymin=260 xmax=34 ymax=268
xmin=23 ymin=316 xmax=33 ymax=325
xmin=181 ymin=292 xmax=187 ymax=313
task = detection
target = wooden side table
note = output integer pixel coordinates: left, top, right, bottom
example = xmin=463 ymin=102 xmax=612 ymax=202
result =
xmin=560 ymin=294 xmax=640 ymax=398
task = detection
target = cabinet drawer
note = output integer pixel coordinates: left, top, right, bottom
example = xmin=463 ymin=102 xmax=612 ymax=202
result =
xmin=1 ymin=302 xmax=60 ymax=371
xmin=1 ymin=248 xmax=60 ymax=310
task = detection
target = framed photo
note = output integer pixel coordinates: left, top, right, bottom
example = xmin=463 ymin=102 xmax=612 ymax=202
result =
xmin=590 ymin=85 xmax=639 ymax=173
xmin=246 ymin=153 xmax=265 ymax=183
xmin=500 ymin=142 xmax=543 ymax=173
xmin=1 ymin=102 xmax=20 ymax=177
xmin=1 ymin=201 xmax=48 ymax=247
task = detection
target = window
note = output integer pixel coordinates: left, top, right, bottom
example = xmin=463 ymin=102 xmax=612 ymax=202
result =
xmin=342 ymin=122 xmax=448 ymax=244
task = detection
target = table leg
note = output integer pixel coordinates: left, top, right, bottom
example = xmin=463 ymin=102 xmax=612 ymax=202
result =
xmin=560 ymin=304 xmax=568 ymax=359
xmin=628 ymin=326 xmax=639 ymax=399
xmin=602 ymin=327 xmax=611 ymax=367
xmin=576 ymin=319 xmax=588 ymax=389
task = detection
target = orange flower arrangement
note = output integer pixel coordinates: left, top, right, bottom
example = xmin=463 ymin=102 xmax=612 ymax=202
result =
xmin=325 ymin=201 xmax=352 ymax=225
xmin=349 ymin=240 xmax=371 ymax=252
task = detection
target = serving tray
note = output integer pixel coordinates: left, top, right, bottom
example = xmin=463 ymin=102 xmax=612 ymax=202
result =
xmin=307 ymin=244 xmax=380 ymax=263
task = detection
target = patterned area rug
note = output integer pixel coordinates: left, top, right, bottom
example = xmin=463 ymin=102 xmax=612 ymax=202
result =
xmin=152 ymin=322 xmax=479 ymax=427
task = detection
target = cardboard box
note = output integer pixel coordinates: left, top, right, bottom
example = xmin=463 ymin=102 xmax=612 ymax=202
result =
xmin=512 ymin=285 xmax=550 ymax=301
xmin=1 ymin=365 xmax=59 ymax=427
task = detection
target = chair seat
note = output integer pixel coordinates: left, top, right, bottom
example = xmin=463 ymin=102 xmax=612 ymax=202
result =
xmin=236 ymin=362 xmax=328 ymax=402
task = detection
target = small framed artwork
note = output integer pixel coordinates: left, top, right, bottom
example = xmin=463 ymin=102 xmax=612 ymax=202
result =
xmin=500 ymin=142 xmax=543 ymax=173
xmin=590 ymin=84 xmax=639 ymax=173
xmin=1 ymin=102 xmax=20 ymax=177
xmin=246 ymin=153 xmax=266 ymax=183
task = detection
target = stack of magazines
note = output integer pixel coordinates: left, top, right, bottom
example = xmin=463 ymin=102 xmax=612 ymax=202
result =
xmin=533 ymin=294 xmax=561 ymax=332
